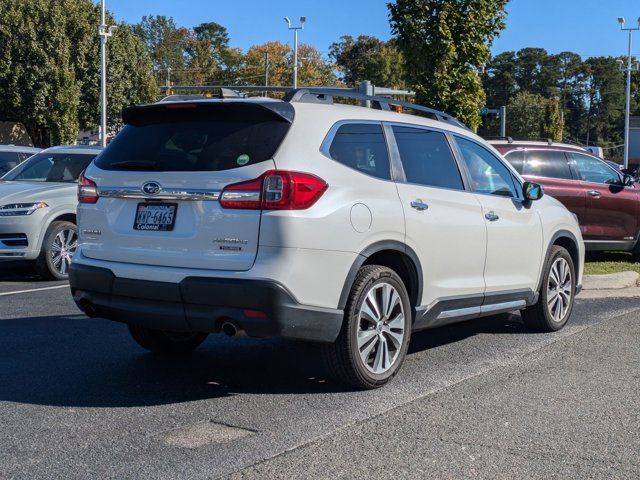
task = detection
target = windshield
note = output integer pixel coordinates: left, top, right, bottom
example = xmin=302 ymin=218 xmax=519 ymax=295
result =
xmin=1 ymin=152 xmax=97 ymax=182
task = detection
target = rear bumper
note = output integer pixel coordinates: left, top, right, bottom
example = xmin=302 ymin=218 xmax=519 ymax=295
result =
xmin=69 ymin=263 xmax=344 ymax=343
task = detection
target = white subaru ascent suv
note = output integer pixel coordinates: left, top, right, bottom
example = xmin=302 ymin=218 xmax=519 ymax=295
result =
xmin=70 ymin=89 xmax=584 ymax=389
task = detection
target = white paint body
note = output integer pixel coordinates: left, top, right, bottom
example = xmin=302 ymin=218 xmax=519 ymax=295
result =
xmin=75 ymin=101 xmax=584 ymax=312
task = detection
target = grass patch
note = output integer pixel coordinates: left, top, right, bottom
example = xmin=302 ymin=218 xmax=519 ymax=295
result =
xmin=584 ymin=251 xmax=640 ymax=275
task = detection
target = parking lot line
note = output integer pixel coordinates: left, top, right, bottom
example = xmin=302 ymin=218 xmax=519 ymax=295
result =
xmin=0 ymin=284 xmax=69 ymax=296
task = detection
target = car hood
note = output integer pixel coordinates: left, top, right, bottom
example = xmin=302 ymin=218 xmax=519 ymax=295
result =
xmin=0 ymin=181 xmax=76 ymax=204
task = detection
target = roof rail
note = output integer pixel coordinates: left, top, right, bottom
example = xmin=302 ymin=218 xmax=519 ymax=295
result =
xmin=484 ymin=136 xmax=514 ymax=143
xmin=283 ymin=88 xmax=469 ymax=130
xmin=161 ymin=85 xmax=469 ymax=131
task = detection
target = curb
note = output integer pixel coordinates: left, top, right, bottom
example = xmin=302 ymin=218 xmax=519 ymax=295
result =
xmin=582 ymin=271 xmax=639 ymax=291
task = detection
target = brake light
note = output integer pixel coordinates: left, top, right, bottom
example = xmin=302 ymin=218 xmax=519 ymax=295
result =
xmin=220 ymin=170 xmax=327 ymax=210
xmin=78 ymin=171 xmax=99 ymax=204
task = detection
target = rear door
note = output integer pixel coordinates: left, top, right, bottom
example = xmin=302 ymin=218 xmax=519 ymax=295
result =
xmin=521 ymin=149 xmax=586 ymax=222
xmin=388 ymin=124 xmax=487 ymax=306
xmin=79 ymin=101 xmax=292 ymax=271
xmin=569 ymin=152 xmax=639 ymax=242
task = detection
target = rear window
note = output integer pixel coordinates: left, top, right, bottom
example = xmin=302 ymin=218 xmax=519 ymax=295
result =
xmin=503 ymin=150 xmax=524 ymax=173
xmin=95 ymin=105 xmax=291 ymax=172
xmin=328 ymin=123 xmax=391 ymax=180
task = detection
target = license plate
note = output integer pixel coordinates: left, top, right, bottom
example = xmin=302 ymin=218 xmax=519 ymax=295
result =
xmin=134 ymin=203 xmax=177 ymax=231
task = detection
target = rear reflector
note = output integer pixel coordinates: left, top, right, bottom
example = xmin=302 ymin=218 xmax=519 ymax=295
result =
xmin=220 ymin=170 xmax=327 ymax=210
xmin=78 ymin=171 xmax=99 ymax=204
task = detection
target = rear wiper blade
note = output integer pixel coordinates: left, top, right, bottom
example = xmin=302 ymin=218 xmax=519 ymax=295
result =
xmin=110 ymin=160 xmax=158 ymax=170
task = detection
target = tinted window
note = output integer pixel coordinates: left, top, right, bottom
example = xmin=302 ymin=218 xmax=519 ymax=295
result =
xmin=96 ymin=106 xmax=290 ymax=172
xmin=504 ymin=150 xmax=524 ymax=173
xmin=328 ymin=123 xmax=390 ymax=180
xmin=2 ymin=153 xmax=96 ymax=182
xmin=524 ymin=150 xmax=572 ymax=179
xmin=571 ymin=153 xmax=620 ymax=184
xmin=0 ymin=152 xmax=19 ymax=176
xmin=393 ymin=126 xmax=463 ymax=190
xmin=456 ymin=136 xmax=516 ymax=197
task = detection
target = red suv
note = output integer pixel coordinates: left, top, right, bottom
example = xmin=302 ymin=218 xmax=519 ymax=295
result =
xmin=490 ymin=139 xmax=639 ymax=256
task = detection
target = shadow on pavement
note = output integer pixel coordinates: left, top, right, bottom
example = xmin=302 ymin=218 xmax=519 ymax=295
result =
xmin=0 ymin=312 xmax=526 ymax=408
xmin=0 ymin=260 xmax=42 ymax=282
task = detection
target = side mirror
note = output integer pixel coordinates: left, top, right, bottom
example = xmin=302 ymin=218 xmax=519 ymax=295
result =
xmin=623 ymin=174 xmax=635 ymax=186
xmin=523 ymin=181 xmax=544 ymax=201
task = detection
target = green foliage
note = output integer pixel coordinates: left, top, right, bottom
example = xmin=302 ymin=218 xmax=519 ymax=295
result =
xmin=329 ymin=35 xmax=405 ymax=88
xmin=506 ymin=92 xmax=564 ymax=140
xmin=389 ymin=0 xmax=507 ymax=129
xmin=0 ymin=0 xmax=157 ymax=147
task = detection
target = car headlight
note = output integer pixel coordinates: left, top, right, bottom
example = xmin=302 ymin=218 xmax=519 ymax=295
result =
xmin=0 ymin=202 xmax=49 ymax=216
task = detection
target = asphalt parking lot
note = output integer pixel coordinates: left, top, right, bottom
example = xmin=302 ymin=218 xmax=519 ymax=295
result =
xmin=1 ymin=263 xmax=639 ymax=479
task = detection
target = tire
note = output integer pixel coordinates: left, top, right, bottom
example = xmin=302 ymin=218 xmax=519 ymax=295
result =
xmin=521 ymin=245 xmax=576 ymax=332
xmin=35 ymin=221 xmax=78 ymax=280
xmin=128 ymin=325 xmax=208 ymax=355
xmin=322 ymin=265 xmax=412 ymax=390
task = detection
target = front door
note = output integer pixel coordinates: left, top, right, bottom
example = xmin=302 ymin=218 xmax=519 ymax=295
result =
xmin=454 ymin=136 xmax=543 ymax=294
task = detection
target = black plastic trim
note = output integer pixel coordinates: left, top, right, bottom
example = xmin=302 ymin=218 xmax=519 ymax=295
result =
xmin=69 ymin=263 xmax=343 ymax=343
xmin=338 ymin=241 xmax=423 ymax=310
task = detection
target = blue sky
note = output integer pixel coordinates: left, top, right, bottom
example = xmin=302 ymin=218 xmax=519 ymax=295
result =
xmin=104 ymin=0 xmax=640 ymax=58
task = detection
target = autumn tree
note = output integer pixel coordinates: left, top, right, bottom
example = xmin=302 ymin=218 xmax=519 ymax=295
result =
xmin=389 ymin=0 xmax=508 ymax=129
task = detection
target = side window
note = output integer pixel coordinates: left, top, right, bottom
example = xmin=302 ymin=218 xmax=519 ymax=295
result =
xmin=0 ymin=152 xmax=19 ymax=176
xmin=392 ymin=126 xmax=464 ymax=190
xmin=328 ymin=123 xmax=391 ymax=180
xmin=504 ymin=150 xmax=525 ymax=174
xmin=524 ymin=150 xmax=572 ymax=179
xmin=571 ymin=153 xmax=620 ymax=184
xmin=455 ymin=136 xmax=517 ymax=197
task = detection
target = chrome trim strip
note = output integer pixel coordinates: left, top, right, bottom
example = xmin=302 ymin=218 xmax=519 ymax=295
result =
xmin=436 ymin=300 xmax=526 ymax=320
xmin=437 ymin=306 xmax=481 ymax=320
xmin=97 ymin=186 xmax=221 ymax=201
xmin=220 ymin=190 xmax=260 ymax=202
xmin=480 ymin=300 xmax=526 ymax=314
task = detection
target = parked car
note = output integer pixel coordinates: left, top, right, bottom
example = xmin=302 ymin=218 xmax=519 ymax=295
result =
xmin=69 ymin=93 xmax=584 ymax=389
xmin=0 ymin=145 xmax=102 ymax=279
xmin=0 ymin=145 xmax=41 ymax=176
xmin=490 ymin=139 xmax=639 ymax=257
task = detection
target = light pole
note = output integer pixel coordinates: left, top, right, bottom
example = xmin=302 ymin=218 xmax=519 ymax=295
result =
xmin=98 ymin=0 xmax=116 ymax=147
xmin=617 ymin=17 xmax=640 ymax=169
xmin=284 ymin=16 xmax=306 ymax=88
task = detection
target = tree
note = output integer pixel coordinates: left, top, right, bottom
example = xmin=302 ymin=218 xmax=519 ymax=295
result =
xmin=507 ymin=91 xmax=563 ymax=140
xmin=0 ymin=0 xmax=157 ymax=147
xmin=134 ymin=15 xmax=190 ymax=85
xmin=389 ymin=0 xmax=507 ymax=129
xmin=241 ymin=41 xmax=335 ymax=87
xmin=329 ymin=35 xmax=405 ymax=88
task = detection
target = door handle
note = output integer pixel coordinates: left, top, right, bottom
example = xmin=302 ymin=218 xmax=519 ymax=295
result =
xmin=587 ymin=190 xmax=601 ymax=198
xmin=410 ymin=201 xmax=429 ymax=211
xmin=485 ymin=211 xmax=500 ymax=221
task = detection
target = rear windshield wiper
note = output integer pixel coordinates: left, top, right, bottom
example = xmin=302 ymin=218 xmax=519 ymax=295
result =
xmin=109 ymin=160 xmax=158 ymax=170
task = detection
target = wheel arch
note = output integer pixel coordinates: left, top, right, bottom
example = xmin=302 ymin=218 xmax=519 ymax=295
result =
xmin=35 ymin=211 xmax=77 ymax=251
xmin=338 ymin=241 xmax=423 ymax=310
xmin=537 ymin=229 xmax=581 ymax=292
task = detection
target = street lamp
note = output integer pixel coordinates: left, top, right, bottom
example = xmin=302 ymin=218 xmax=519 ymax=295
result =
xmin=617 ymin=16 xmax=640 ymax=169
xmin=284 ymin=16 xmax=306 ymax=88
xmin=98 ymin=0 xmax=116 ymax=147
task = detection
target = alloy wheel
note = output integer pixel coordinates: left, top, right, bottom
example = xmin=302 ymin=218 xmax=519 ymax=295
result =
xmin=50 ymin=228 xmax=77 ymax=276
xmin=357 ymin=282 xmax=406 ymax=374
xmin=546 ymin=257 xmax=573 ymax=323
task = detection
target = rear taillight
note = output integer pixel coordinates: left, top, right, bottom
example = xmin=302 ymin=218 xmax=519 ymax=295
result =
xmin=78 ymin=171 xmax=99 ymax=204
xmin=220 ymin=170 xmax=327 ymax=210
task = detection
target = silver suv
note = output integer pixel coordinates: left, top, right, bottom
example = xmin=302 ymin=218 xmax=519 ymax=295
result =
xmin=0 ymin=145 xmax=101 ymax=279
